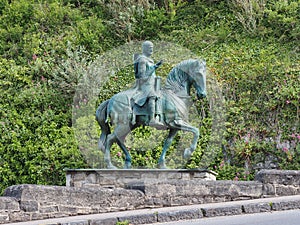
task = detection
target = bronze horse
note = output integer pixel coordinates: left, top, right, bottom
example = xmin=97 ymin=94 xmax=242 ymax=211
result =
xmin=96 ymin=59 xmax=206 ymax=169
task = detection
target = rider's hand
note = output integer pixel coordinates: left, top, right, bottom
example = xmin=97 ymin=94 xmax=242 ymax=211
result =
xmin=155 ymin=60 xmax=163 ymax=68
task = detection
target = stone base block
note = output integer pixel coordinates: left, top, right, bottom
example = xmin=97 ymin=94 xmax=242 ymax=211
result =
xmin=65 ymin=169 xmax=217 ymax=188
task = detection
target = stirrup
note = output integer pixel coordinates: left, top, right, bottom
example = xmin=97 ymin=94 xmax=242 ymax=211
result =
xmin=149 ymin=117 xmax=165 ymax=128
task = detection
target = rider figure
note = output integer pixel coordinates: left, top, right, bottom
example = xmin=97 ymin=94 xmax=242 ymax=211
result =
xmin=132 ymin=41 xmax=164 ymax=127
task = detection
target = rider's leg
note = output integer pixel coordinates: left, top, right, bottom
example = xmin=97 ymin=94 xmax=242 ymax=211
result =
xmin=148 ymin=97 xmax=155 ymax=121
xmin=149 ymin=97 xmax=164 ymax=126
xmin=130 ymin=98 xmax=136 ymax=125
xmin=155 ymin=97 xmax=163 ymax=123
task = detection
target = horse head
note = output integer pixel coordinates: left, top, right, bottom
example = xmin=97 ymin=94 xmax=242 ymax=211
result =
xmin=187 ymin=59 xmax=207 ymax=99
xmin=165 ymin=59 xmax=207 ymax=99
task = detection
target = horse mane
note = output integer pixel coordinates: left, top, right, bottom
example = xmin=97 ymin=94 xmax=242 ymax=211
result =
xmin=164 ymin=59 xmax=196 ymax=92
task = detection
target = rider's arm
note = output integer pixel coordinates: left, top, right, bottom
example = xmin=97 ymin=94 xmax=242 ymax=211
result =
xmin=137 ymin=58 xmax=147 ymax=78
xmin=137 ymin=58 xmax=162 ymax=78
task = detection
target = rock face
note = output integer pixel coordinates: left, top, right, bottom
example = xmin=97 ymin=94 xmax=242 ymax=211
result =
xmin=1 ymin=169 xmax=300 ymax=224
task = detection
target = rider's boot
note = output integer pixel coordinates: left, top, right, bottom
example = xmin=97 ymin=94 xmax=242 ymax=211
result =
xmin=149 ymin=97 xmax=164 ymax=128
xmin=131 ymin=113 xmax=136 ymax=125
xmin=130 ymin=98 xmax=136 ymax=125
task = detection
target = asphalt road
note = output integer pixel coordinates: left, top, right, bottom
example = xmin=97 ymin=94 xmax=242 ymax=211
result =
xmin=148 ymin=209 xmax=300 ymax=225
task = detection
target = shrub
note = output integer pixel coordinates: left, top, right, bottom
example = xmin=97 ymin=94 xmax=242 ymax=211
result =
xmin=263 ymin=0 xmax=299 ymax=41
xmin=0 ymin=80 xmax=86 ymax=194
xmin=228 ymin=0 xmax=266 ymax=34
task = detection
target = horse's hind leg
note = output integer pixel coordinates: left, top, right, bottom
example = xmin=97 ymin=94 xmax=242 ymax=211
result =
xmin=158 ymin=128 xmax=178 ymax=169
xmin=116 ymin=139 xmax=132 ymax=169
xmin=104 ymin=133 xmax=118 ymax=169
xmin=115 ymin=124 xmax=132 ymax=169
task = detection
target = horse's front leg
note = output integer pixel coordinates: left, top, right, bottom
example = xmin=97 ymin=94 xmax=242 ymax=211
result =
xmin=158 ymin=128 xmax=178 ymax=169
xmin=173 ymin=120 xmax=200 ymax=159
xmin=183 ymin=126 xmax=199 ymax=159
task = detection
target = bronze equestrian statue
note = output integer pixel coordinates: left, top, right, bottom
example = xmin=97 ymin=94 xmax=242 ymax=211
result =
xmin=96 ymin=41 xmax=207 ymax=169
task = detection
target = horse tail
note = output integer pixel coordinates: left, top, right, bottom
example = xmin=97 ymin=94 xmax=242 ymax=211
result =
xmin=95 ymin=100 xmax=110 ymax=153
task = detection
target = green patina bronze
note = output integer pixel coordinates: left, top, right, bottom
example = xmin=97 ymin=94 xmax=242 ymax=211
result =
xmin=132 ymin=41 xmax=164 ymax=127
xmin=96 ymin=41 xmax=206 ymax=169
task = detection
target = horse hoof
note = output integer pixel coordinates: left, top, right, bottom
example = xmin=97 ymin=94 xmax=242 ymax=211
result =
xmin=124 ymin=163 xmax=132 ymax=169
xmin=183 ymin=148 xmax=192 ymax=159
xmin=158 ymin=162 xmax=168 ymax=169
xmin=107 ymin=165 xmax=118 ymax=169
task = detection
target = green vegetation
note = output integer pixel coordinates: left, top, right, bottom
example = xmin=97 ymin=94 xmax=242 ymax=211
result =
xmin=0 ymin=0 xmax=299 ymax=193
xmin=116 ymin=221 xmax=130 ymax=225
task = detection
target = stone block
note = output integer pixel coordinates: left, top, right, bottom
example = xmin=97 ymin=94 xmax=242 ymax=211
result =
xmin=191 ymin=185 xmax=210 ymax=196
xmin=31 ymin=212 xmax=51 ymax=220
xmin=158 ymin=209 xmax=202 ymax=222
xmin=8 ymin=211 xmax=31 ymax=222
xmin=61 ymin=221 xmax=89 ymax=225
xmin=4 ymin=185 xmax=33 ymax=201
xmin=40 ymin=205 xmax=59 ymax=213
xmin=255 ymin=169 xmax=300 ymax=185
xmin=86 ymin=173 xmax=97 ymax=184
xmin=210 ymin=181 xmax=262 ymax=199
xmin=125 ymin=182 xmax=145 ymax=193
xmin=20 ymin=200 xmax=38 ymax=212
xmin=242 ymin=202 xmax=271 ymax=213
xmin=0 ymin=214 xmax=9 ymax=223
xmin=73 ymin=172 xmax=87 ymax=181
xmin=170 ymin=197 xmax=190 ymax=206
xmin=181 ymin=173 xmax=190 ymax=180
xmin=272 ymin=201 xmax=300 ymax=211
xmin=0 ymin=197 xmax=20 ymax=212
xmin=193 ymin=171 xmax=216 ymax=181
xmin=58 ymin=205 xmax=79 ymax=214
xmin=275 ymin=185 xmax=299 ymax=196
xmin=141 ymin=172 xmax=159 ymax=180
xmin=118 ymin=213 xmax=157 ymax=224
xmin=202 ymin=205 xmax=243 ymax=217
xmin=90 ymin=218 xmax=118 ymax=225
xmin=167 ymin=173 xmax=182 ymax=179
xmin=262 ymin=183 xmax=275 ymax=196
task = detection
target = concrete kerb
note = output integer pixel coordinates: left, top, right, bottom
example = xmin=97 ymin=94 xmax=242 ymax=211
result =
xmin=5 ymin=195 xmax=300 ymax=225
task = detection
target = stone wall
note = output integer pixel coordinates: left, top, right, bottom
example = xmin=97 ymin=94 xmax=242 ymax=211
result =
xmin=255 ymin=169 xmax=300 ymax=196
xmin=1 ymin=184 xmax=144 ymax=223
xmin=0 ymin=169 xmax=299 ymax=224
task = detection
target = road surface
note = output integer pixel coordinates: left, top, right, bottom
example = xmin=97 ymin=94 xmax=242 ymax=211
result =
xmin=147 ymin=209 xmax=300 ymax=225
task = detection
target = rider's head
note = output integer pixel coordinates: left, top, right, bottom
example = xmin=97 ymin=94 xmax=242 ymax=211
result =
xmin=142 ymin=41 xmax=154 ymax=57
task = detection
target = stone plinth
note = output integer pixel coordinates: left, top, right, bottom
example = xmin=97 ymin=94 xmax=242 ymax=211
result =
xmin=65 ymin=169 xmax=217 ymax=188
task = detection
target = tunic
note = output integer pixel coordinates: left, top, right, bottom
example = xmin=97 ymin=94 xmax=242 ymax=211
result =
xmin=132 ymin=55 xmax=157 ymax=106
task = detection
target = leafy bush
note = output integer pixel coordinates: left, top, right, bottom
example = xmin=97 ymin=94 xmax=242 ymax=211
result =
xmin=263 ymin=0 xmax=299 ymax=41
xmin=0 ymin=80 xmax=86 ymax=194
xmin=228 ymin=0 xmax=266 ymax=34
